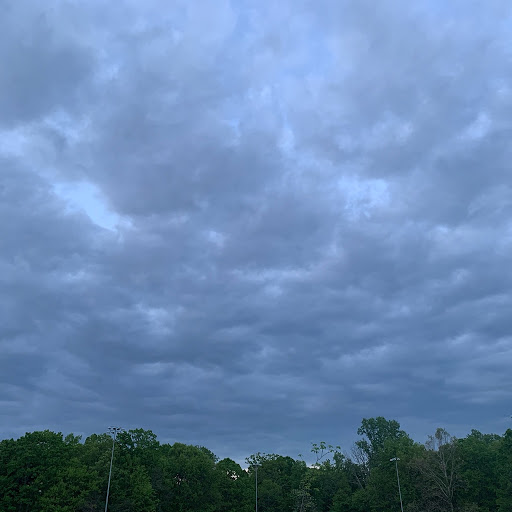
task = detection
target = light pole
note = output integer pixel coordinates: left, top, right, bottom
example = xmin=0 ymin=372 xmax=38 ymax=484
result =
xmin=105 ymin=426 xmax=124 ymax=512
xmin=390 ymin=457 xmax=404 ymax=512
xmin=251 ymin=463 xmax=261 ymax=512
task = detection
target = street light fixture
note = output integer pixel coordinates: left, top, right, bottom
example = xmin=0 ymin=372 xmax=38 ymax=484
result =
xmin=105 ymin=426 xmax=124 ymax=512
xmin=390 ymin=457 xmax=404 ymax=512
xmin=251 ymin=463 xmax=261 ymax=512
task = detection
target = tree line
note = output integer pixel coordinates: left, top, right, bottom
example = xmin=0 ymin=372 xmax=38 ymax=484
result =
xmin=1 ymin=417 xmax=511 ymax=512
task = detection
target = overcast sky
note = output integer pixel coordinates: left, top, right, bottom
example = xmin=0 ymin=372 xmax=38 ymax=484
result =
xmin=2 ymin=0 xmax=512 ymax=463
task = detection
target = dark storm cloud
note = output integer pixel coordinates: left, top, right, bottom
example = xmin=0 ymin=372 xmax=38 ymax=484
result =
xmin=2 ymin=0 xmax=512 ymax=461
xmin=0 ymin=2 xmax=95 ymax=125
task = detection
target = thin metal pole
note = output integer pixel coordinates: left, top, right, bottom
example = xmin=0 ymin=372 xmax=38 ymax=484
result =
xmin=394 ymin=458 xmax=404 ymax=512
xmin=105 ymin=427 xmax=122 ymax=512
xmin=256 ymin=466 xmax=258 ymax=512
xmin=251 ymin=464 xmax=260 ymax=512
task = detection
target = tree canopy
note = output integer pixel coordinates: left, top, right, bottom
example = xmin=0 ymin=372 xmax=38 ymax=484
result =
xmin=0 ymin=420 xmax=510 ymax=512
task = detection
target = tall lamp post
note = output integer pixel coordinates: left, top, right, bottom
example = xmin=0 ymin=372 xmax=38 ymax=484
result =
xmin=390 ymin=457 xmax=404 ymax=512
xmin=105 ymin=426 xmax=124 ymax=512
xmin=251 ymin=463 xmax=261 ymax=512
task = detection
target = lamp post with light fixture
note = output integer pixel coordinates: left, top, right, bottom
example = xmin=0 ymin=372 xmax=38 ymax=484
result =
xmin=390 ymin=457 xmax=404 ymax=512
xmin=105 ymin=426 xmax=124 ymax=512
xmin=251 ymin=463 xmax=261 ymax=512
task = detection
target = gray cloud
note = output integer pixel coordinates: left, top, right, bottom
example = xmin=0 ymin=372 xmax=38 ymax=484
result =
xmin=2 ymin=0 xmax=512 ymax=462
xmin=0 ymin=2 xmax=95 ymax=125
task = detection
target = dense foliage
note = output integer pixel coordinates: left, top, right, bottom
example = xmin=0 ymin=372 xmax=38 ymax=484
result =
xmin=1 ymin=418 xmax=511 ymax=512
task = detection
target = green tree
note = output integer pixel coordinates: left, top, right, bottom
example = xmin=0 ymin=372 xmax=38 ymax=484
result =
xmin=496 ymin=429 xmax=512 ymax=512
xmin=246 ymin=453 xmax=307 ymax=512
xmin=414 ymin=428 xmax=462 ymax=512
xmin=216 ymin=458 xmax=252 ymax=512
xmin=292 ymin=471 xmax=316 ymax=512
xmin=364 ymin=435 xmax=423 ymax=512
xmin=39 ymin=462 xmax=99 ymax=512
xmin=80 ymin=432 xmax=119 ymax=511
xmin=307 ymin=444 xmax=352 ymax=512
xmin=0 ymin=430 xmax=74 ymax=512
xmin=258 ymin=479 xmax=285 ymax=512
xmin=158 ymin=442 xmax=219 ymax=512
xmin=347 ymin=487 xmax=371 ymax=512
xmin=458 ymin=430 xmax=500 ymax=512
xmin=356 ymin=417 xmax=407 ymax=464
xmin=349 ymin=417 xmax=407 ymax=494
xmin=129 ymin=465 xmax=157 ymax=512
xmin=0 ymin=438 xmax=19 ymax=512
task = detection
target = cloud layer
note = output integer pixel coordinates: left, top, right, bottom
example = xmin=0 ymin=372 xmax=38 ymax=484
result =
xmin=2 ymin=0 xmax=512 ymax=461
